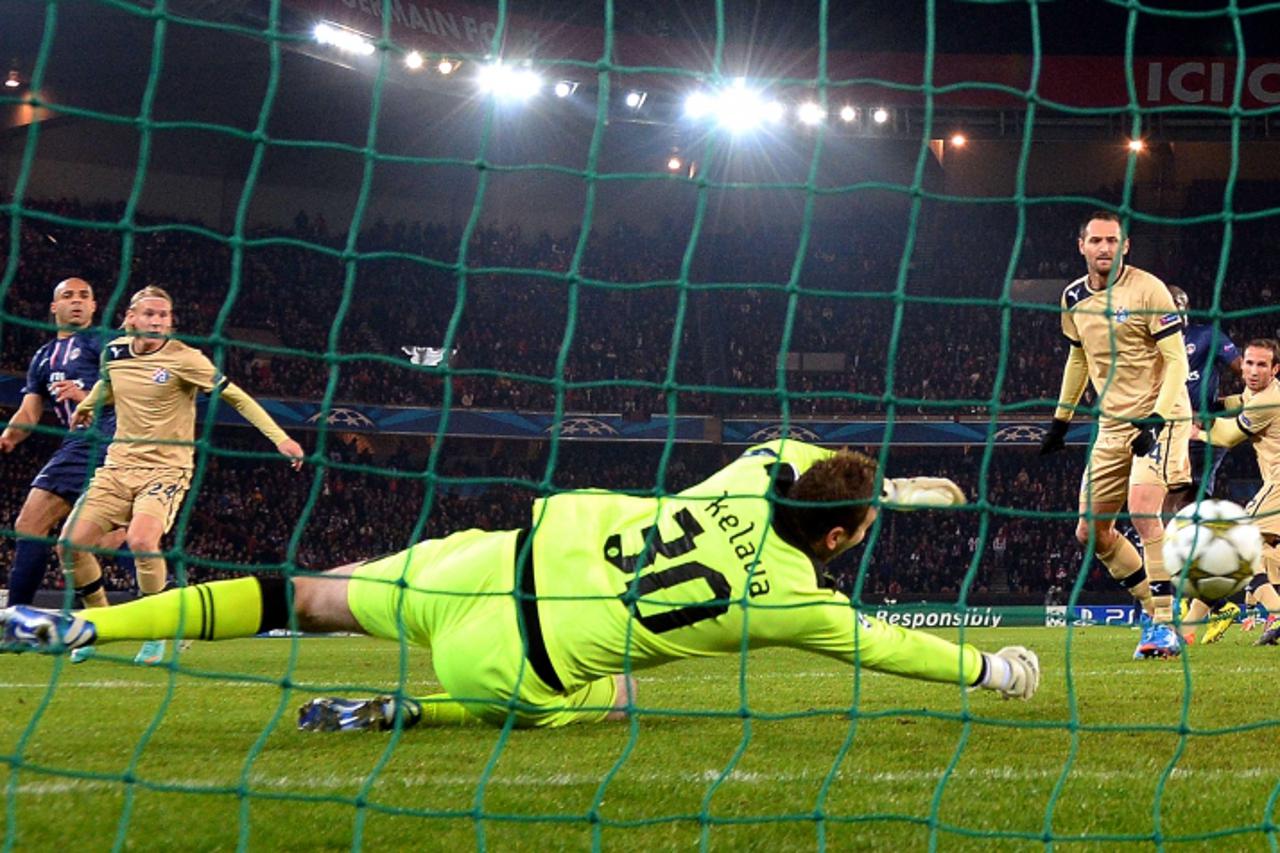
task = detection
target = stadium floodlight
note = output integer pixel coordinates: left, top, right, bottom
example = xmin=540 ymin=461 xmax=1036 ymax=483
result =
xmin=404 ymin=51 xmax=424 ymax=70
xmin=313 ymin=22 xmax=375 ymax=57
xmin=684 ymin=91 xmax=714 ymax=119
xmin=1127 ymin=137 xmax=1146 ymax=153
xmin=949 ymin=132 xmax=967 ymax=147
xmin=797 ymin=101 xmax=827 ymax=125
xmin=714 ymin=78 xmax=769 ymax=133
xmin=553 ymin=80 xmax=579 ymax=98
xmin=4 ymin=70 xmax=18 ymax=89
xmin=872 ymin=107 xmax=890 ymax=125
xmin=839 ymin=105 xmax=857 ymax=122
xmin=477 ymin=62 xmax=543 ymax=100
xmin=667 ymin=156 xmax=683 ymax=172
xmin=437 ymin=58 xmax=458 ymax=75
xmin=624 ymin=90 xmax=648 ymax=109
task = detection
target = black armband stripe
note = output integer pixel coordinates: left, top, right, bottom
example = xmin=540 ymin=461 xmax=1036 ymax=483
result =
xmin=1152 ymin=322 xmax=1184 ymax=341
xmin=75 ymin=578 xmax=104 ymax=598
xmin=1118 ymin=567 xmax=1147 ymax=589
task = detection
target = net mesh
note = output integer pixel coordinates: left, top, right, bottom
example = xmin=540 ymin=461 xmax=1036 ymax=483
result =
xmin=3 ymin=0 xmax=1280 ymax=848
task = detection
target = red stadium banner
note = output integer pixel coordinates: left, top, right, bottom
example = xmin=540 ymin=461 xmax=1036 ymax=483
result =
xmin=289 ymin=0 xmax=1280 ymax=109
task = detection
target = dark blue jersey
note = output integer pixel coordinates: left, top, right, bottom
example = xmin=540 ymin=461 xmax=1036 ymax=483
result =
xmin=1183 ymin=322 xmax=1240 ymax=410
xmin=22 ymin=330 xmax=116 ymax=445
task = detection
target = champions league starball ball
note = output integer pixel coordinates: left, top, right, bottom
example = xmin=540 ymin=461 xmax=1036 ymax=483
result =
xmin=1162 ymin=500 xmax=1263 ymax=601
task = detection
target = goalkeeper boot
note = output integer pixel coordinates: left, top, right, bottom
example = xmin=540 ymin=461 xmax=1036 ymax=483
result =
xmin=1202 ymin=602 xmax=1240 ymax=645
xmin=1133 ymin=612 xmax=1154 ymax=660
xmin=134 ymin=640 xmax=166 ymax=665
xmin=0 ymin=605 xmax=96 ymax=652
xmin=1139 ymin=622 xmax=1182 ymax=659
xmin=297 ymin=695 xmax=423 ymax=732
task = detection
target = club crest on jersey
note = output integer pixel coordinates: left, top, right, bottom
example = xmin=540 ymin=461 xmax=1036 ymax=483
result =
xmin=1113 ymin=308 xmax=1131 ymax=324
xmin=68 ymin=347 xmax=81 ymax=361
xmin=152 ymin=368 xmax=171 ymax=384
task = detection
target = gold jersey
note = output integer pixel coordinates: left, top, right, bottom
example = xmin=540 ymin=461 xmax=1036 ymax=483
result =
xmin=100 ymin=336 xmax=224 ymax=470
xmin=1060 ymin=264 xmax=1191 ymax=429
xmin=1240 ymin=378 xmax=1280 ymax=483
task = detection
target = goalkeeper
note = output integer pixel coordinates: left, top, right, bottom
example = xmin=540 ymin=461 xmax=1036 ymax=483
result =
xmin=1 ymin=440 xmax=1040 ymax=730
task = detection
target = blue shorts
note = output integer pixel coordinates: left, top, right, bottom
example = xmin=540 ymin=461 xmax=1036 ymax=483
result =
xmin=30 ymin=441 xmax=107 ymax=502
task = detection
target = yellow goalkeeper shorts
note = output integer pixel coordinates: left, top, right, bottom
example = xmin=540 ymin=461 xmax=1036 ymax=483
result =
xmin=346 ymin=528 xmax=618 ymax=728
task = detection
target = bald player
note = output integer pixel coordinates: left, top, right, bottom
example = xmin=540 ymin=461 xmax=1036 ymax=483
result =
xmin=61 ymin=285 xmax=305 ymax=665
xmin=1039 ymin=211 xmax=1192 ymax=659
xmin=1193 ymin=339 xmax=1280 ymax=646
xmin=1 ymin=278 xmax=131 ymax=607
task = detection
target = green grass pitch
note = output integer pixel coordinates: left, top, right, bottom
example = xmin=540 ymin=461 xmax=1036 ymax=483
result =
xmin=2 ymin=626 xmax=1278 ymax=850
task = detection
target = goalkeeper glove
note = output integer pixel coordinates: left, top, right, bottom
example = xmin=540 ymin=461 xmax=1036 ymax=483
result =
xmin=1129 ymin=414 xmax=1165 ymax=458
xmin=881 ymin=477 xmax=966 ymax=509
xmin=1038 ymin=418 xmax=1069 ymax=456
xmin=977 ymin=646 xmax=1040 ymax=700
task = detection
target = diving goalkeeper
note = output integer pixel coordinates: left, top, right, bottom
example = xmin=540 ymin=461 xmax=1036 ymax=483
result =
xmin=1 ymin=440 xmax=1040 ymax=730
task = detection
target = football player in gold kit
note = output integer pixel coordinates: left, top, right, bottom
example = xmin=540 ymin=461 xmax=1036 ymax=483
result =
xmin=60 ymin=286 xmax=304 ymax=664
xmin=1040 ymin=212 xmax=1192 ymax=659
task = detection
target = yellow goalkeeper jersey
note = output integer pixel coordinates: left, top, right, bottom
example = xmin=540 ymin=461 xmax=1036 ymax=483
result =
xmin=530 ymin=440 xmax=983 ymax=691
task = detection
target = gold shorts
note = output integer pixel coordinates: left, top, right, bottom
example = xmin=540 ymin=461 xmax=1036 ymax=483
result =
xmin=71 ymin=466 xmax=192 ymax=533
xmin=1079 ymin=418 xmax=1191 ymax=507
xmin=1246 ymin=482 xmax=1280 ymax=539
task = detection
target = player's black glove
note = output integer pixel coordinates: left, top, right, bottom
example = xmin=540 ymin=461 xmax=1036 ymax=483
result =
xmin=1130 ymin=413 xmax=1166 ymax=457
xmin=1038 ymin=419 xmax=1070 ymax=456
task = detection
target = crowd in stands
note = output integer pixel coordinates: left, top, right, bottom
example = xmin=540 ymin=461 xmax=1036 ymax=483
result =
xmin=4 ymin=192 xmax=1276 ymax=419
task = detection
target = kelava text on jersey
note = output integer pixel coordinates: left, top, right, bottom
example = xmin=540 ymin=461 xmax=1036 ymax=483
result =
xmin=703 ymin=491 xmax=771 ymax=598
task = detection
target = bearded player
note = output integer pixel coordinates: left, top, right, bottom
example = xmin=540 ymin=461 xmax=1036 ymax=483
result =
xmin=4 ymin=440 xmax=1041 ymax=730
xmin=1039 ymin=212 xmax=1192 ymax=659
xmin=59 ymin=285 xmax=304 ymax=665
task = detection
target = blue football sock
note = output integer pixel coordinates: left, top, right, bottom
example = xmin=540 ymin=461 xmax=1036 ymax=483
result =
xmin=7 ymin=539 xmax=52 ymax=606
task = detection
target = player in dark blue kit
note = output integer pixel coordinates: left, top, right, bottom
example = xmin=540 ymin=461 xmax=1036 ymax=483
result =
xmin=0 ymin=279 xmax=131 ymax=606
xmin=1167 ymin=286 xmax=1242 ymax=509
xmin=1166 ymin=286 xmax=1245 ymax=643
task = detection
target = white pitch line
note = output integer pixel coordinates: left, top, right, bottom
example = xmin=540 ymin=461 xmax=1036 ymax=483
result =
xmin=7 ymin=765 xmax=1279 ymax=796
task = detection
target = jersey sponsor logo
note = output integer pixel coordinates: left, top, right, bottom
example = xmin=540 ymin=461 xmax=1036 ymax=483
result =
xmin=152 ymin=368 xmax=171 ymax=384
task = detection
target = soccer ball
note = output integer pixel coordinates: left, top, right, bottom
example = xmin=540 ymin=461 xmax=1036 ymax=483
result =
xmin=1162 ymin=500 xmax=1263 ymax=601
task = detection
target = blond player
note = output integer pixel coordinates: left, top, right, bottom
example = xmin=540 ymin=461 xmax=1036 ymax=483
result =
xmin=60 ymin=286 xmax=304 ymax=664
xmin=1193 ymin=338 xmax=1280 ymax=646
xmin=1039 ymin=212 xmax=1192 ymax=659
